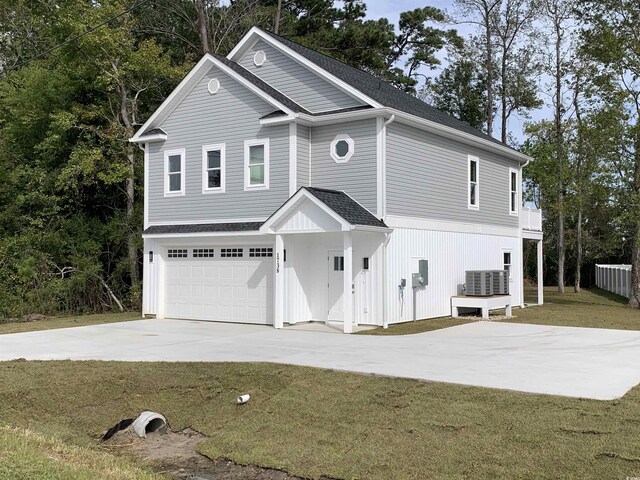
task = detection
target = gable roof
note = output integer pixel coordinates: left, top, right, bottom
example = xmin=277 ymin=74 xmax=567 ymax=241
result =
xmin=260 ymin=30 xmax=505 ymax=148
xmin=304 ymin=187 xmax=387 ymax=228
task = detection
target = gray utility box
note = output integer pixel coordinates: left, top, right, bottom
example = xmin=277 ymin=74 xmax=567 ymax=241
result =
xmin=465 ymin=270 xmax=509 ymax=296
xmin=412 ymin=260 xmax=429 ymax=287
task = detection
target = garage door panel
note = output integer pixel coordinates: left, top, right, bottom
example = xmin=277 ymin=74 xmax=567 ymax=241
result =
xmin=165 ymin=255 xmax=272 ymax=325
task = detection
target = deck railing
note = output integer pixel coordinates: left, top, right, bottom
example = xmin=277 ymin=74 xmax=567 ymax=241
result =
xmin=595 ymin=264 xmax=631 ymax=298
xmin=521 ymin=207 xmax=542 ymax=231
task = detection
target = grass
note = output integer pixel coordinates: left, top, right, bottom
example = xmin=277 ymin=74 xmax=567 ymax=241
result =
xmin=0 ymin=312 xmax=141 ymax=335
xmin=0 ymin=426 xmax=160 ymax=480
xmin=360 ymin=286 xmax=640 ymax=336
xmin=1 ymin=360 xmax=640 ymax=479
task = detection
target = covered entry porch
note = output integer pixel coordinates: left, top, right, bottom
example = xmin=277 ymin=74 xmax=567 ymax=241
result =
xmin=261 ymin=187 xmax=390 ymax=333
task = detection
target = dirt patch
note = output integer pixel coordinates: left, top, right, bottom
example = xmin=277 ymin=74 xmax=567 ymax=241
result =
xmin=104 ymin=426 xmax=319 ymax=480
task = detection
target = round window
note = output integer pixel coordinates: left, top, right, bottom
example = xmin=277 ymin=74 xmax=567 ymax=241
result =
xmin=254 ymin=50 xmax=266 ymax=67
xmin=207 ymin=78 xmax=220 ymax=95
xmin=330 ymin=135 xmax=354 ymax=163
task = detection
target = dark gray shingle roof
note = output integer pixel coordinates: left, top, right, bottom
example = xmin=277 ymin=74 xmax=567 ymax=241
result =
xmin=213 ymin=54 xmax=310 ymax=115
xmin=138 ymin=127 xmax=166 ymax=137
xmin=144 ymin=222 xmax=263 ymax=235
xmin=261 ymin=30 xmax=509 ymax=149
xmin=304 ymin=187 xmax=387 ymax=228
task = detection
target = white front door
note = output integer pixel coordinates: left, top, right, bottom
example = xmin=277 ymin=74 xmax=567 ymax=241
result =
xmin=328 ymin=251 xmax=344 ymax=322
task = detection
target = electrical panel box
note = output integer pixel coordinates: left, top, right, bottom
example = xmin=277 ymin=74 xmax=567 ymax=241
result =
xmin=412 ymin=273 xmax=423 ymax=288
xmin=419 ymin=260 xmax=428 ymax=286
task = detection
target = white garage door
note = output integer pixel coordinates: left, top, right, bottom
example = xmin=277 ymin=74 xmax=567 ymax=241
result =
xmin=164 ymin=247 xmax=273 ymax=324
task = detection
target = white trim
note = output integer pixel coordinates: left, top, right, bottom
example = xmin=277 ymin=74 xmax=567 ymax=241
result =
xmin=130 ymin=54 xmax=295 ymax=142
xmin=244 ymin=138 xmax=270 ymax=190
xmin=509 ymin=167 xmax=518 ymax=216
xmin=146 ymin=217 xmax=267 ymax=227
xmin=202 ymin=143 xmax=226 ymax=194
xmin=330 ymin=134 xmax=354 ymax=163
xmin=376 ymin=116 xmax=384 ymax=218
xmin=164 ymin=148 xmax=186 ymax=197
xmin=289 ymin=123 xmax=297 ymax=196
xmin=468 ymin=155 xmax=479 ymax=210
xmin=384 ymin=215 xmax=520 ymax=238
xmin=143 ymin=231 xmax=265 ymax=239
xmin=502 ymin=248 xmax=513 ymax=280
xmin=130 ymin=133 xmax=167 ymax=144
xmin=142 ymin=144 xmax=149 ymax=229
xmin=227 ymin=27 xmax=382 ymax=109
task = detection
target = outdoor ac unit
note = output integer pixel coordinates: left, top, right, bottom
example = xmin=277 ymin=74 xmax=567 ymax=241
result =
xmin=491 ymin=270 xmax=509 ymax=295
xmin=465 ymin=271 xmax=494 ymax=296
xmin=465 ymin=270 xmax=510 ymax=296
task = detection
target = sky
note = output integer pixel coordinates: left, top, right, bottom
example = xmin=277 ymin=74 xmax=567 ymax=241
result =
xmin=354 ymin=0 xmax=552 ymax=143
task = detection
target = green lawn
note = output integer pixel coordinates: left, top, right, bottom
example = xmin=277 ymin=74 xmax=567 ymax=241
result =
xmin=0 ymin=312 xmax=141 ymax=335
xmin=1 ymin=360 xmax=640 ymax=480
xmin=360 ymin=286 xmax=640 ymax=335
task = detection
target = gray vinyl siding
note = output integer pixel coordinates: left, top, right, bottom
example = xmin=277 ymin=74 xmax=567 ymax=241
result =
xmin=386 ymin=122 xmax=519 ymax=228
xmin=147 ymin=66 xmax=290 ymax=224
xmin=238 ymin=40 xmax=364 ymax=113
xmin=309 ymin=119 xmax=377 ymax=213
xmin=297 ymin=125 xmax=310 ymax=189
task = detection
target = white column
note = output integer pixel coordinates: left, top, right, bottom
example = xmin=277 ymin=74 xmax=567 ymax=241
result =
xmin=343 ymin=231 xmax=353 ymax=334
xmin=537 ymin=239 xmax=544 ymax=305
xmin=274 ymin=234 xmax=285 ymax=329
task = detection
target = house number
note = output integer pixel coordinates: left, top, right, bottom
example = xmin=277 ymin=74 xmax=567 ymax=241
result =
xmin=276 ymin=253 xmax=280 ymax=273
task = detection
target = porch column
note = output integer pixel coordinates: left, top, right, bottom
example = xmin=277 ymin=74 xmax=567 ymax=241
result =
xmin=343 ymin=231 xmax=353 ymax=334
xmin=274 ymin=234 xmax=285 ymax=328
xmin=537 ymin=239 xmax=544 ymax=305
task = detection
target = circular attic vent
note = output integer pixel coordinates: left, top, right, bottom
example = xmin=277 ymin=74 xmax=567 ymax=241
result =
xmin=253 ymin=50 xmax=267 ymax=67
xmin=208 ymin=78 xmax=220 ymax=95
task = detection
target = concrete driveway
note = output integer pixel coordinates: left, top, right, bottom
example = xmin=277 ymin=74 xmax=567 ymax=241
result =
xmin=1 ymin=319 xmax=640 ymax=400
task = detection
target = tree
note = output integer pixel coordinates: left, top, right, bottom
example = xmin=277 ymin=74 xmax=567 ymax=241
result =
xmin=578 ymin=0 xmax=640 ymax=307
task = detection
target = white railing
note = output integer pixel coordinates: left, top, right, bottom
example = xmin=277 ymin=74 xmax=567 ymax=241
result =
xmin=521 ymin=207 xmax=542 ymax=231
xmin=596 ymin=264 xmax=631 ymax=298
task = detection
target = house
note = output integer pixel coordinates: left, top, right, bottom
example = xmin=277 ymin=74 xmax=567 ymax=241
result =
xmin=130 ymin=27 xmax=544 ymax=333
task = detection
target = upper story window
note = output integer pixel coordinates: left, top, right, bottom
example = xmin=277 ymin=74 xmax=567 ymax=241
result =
xmin=330 ymin=134 xmax=354 ymax=163
xmin=165 ymin=149 xmax=185 ymax=197
xmin=468 ymin=155 xmax=479 ymax=209
xmin=202 ymin=144 xmax=225 ymax=194
xmin=244 ymin=138 xmax=270 ymax=190
xmin=509 ymin=168 xmax=518 ymax=215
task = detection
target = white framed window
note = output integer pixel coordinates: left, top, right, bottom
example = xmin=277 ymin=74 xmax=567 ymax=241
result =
xmin=244 ymin=138 xmax=269 ymax=190
xmin=503 ymin=250 xmax=512 ymax=279
xmin=468 ymin=155 xmax=479 ymax=209
xmin=330 ymin=134 xmax=354 ymax=163
xmin=164 ymin=148 xmax=185 ymax=197
xmin=509 ymin=167 xmax=518 ymax=215
xmin=202 ymin=144 xmax=225 ymax=194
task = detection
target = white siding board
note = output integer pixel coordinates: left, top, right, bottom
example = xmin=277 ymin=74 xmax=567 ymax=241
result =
xmin=238 ymin=40 xmax=364 ymax=113
xmin=297 ymin=125 xmax=310 ymax=189
xmin=386 ymin=122 xmax=520 ymax=228
xmin=309 ymin=119 xmax=378 ymax=213
xmin=385 ymin=228 xmax=521 ymax=323
xmin=147 ymin=67 xmax=290 ymax=224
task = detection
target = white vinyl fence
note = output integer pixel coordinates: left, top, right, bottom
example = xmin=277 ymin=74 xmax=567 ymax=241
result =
xmin=595 ymin=264 xmax=631 ymax=298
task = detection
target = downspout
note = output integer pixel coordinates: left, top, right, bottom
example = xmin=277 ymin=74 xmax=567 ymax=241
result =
xmin=381 ymin=115 xmax=395 ymax=329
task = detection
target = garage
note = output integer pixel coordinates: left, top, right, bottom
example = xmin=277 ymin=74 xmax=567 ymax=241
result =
xmin=164 ymin=246 xmax=273 ymax=324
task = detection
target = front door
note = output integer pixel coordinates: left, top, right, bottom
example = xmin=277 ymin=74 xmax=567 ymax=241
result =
xmin=327 ymin=251 xmax=344 ymax=322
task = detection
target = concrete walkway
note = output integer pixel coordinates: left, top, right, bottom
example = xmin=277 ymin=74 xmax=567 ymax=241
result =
xmin=1 ymin=319 xmax=640 ymax=400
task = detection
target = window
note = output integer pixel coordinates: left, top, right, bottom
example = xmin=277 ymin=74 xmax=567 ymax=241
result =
xmin=165 ymin=149 xmax=185 ymax=196
xmin=207 ymin=78 xmax=220 ymax=95
xmin=503 ymin=251 xmax=512 ymax=278
xmin=509 ymin=168 xmax=518 ymax=215
xmin=168 ymin=249 xmax=188 ymax=258
xmin=244 ymin=139 xmax=269 ymax=190
xmin=221 ymin=248 xmax=243 ymax=258
xmin=333 ymin=256 xmax=344 ymax=271
xmin=202 ymin=144 xmax=225 ymax=193
xmin=468 ymin=155 xmax=479 ymax=209
xmin=249 ymin=247 xmax=273 ymax=258
xmin=193 ymin=248 xmax=215 ymax=258
xmin=253 ymin=50 xmax=266 ymax=66
xmin=330 ymin=134 xmax=354 ymax=163
xmin=363 ymin=257 xmax=370 ymax=270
